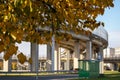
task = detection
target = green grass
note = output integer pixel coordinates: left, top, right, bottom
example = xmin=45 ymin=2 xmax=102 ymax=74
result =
xmin=70 ymin=71 xmax=120 ymax=80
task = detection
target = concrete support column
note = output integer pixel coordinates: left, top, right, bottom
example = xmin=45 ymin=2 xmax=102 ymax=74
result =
xmin=80 ymin=46 xmax=83 ymax=60
xmin=113 ymin=63 xmax=118 ymax=71
xmin=3 ymin=60 xmax=8 ymax=72
xmin=66 ymin=50 xmax=70 ymax=70
xmin=69 ymin=50 xmax=73 ymax=70
xmin=99 ymin=46 xmax=104 ymax=75
xmin=73 ymin=41 xmax=80 ymax=69
xmin=56 ymin=44 xmax=61 ymax=71
xmin=46 ymin=44 xmax=52 ymax=71
xmin=92 ymin=47 xmax=96 ymax=59
xmin=8 ymin=57 xmax=12 ymax=72
xmin=54 ymin=44 xmax=59 ymax=71
xmin=86 ymin=40 xmax=92 ymax=60
xmin=110 ymin=63 xmax=114 ymax=71
xmin=39 ymin=62 xmax=41 ymax=70
xmin=3 ymin=57 xmax=12 ymax=72
xmin=51 ymin=35 xmax=55 ymax=71
xmin=47 ymin=35 xmax=57 ymax=71
xmin=31 ymin=43 xmax=39 ymax=72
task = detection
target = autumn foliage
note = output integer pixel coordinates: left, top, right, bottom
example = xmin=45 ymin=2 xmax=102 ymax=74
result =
xmin=0 ymin=0 xmax=114 ymax=64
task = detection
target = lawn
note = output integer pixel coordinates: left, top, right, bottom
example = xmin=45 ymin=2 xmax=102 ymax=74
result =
xmin=70 ymin=71 xmax=120 ymax=80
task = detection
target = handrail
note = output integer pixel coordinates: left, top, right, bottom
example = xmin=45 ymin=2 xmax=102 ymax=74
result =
xmin=0 ymin=70 xmax=76 ymax=76
xmin=93 ymin=25 xmax=108 ymax=41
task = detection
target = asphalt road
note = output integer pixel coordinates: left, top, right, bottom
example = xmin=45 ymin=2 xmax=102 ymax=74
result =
xmin=0 ymin=74 xmax=79 ymax=80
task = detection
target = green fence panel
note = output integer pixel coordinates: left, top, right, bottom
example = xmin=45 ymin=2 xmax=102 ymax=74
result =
xmin=78 ymin=60 xmax=100 ymax=78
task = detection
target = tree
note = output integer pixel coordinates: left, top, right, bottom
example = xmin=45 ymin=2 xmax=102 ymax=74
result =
xmin=0 ymin=0 xmax=114 ymax=64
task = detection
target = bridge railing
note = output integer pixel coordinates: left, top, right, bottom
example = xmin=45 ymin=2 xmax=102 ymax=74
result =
xmin=93 ymin=25 xmax=108 ymax=41
xmin=104 ymin=55 xmax=120 ymax=62
xmin=0 ymin=70 xmax=76 ymax=76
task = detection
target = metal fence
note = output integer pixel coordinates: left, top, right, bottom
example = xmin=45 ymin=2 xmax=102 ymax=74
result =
xmin=78 ymin=60 xmax=99 ymax=78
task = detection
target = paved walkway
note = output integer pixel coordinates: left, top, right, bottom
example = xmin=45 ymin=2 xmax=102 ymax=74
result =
xmin=0 ymin=74 xmax=78 ymax=80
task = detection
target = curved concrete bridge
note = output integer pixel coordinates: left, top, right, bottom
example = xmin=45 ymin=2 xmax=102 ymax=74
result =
xmin=30 ymin=25 xmax=108 ymax=75
xmin=0 ymin=24 xmax=108 ymax=76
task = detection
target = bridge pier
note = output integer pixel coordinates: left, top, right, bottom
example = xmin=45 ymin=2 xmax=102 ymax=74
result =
xmin=46 ymin=42 xmax=61 ymax=71
xmin=54 ymin=43 xmax=61 ymax=71
xmin=92 ymin=47 xmax=97 ymax=59
xmin=56 ymin=44 xmax=61 ymax=71
xmin=66 ymin=49 xmax=70 ymax=70
xmin=113 ymin=63 xmax=118 ymax=71
xmin=31 ymin=43 xmax=39 ymax=72
xmin=46 ymin=44 xmax=52 ymax=71
xmin=73 ymin=41 xmax=80 ymax=70
xmin=86 ymin=40 xmax=92 ymax=60
xmin=3 ymin=57 xmax=12 ymax=72
xmin=99 ymin=46 xmax=104 ymax=76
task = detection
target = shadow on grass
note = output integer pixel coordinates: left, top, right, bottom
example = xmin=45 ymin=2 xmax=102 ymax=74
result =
xmin=69 ymin=71 xmax=120 ymax=80
xmin=70 ymin=76 xmax=120 ymax=80
xmin=103 ymin=71 xmax=120 ymax=80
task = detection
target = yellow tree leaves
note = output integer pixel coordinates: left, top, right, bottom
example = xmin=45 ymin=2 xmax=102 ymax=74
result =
xmin=28 ymin=57 xmax=32 ymax=64
xmin=17 ymin=53 xmax=27 ymax=64
xmin=4 ymin=44 xmax=18 ymax=61
xmin=0 ymin=43 xmax=4 ymax=53
xmin=0 ymin=0 xmax=114 ymax=64
xmin=17 ymin=52 xmax=32 ymax=64
xmin=10 ymin=28 xmax=24 ymax=43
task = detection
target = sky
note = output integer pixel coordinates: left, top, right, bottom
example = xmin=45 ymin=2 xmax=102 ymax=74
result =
xmin=16 ymin=42 xmax=47 ymax=57
xmin=96 ymin=0 xmax=120 ymax=48
xmin=17 ymin=0 xmax=120 ymax=57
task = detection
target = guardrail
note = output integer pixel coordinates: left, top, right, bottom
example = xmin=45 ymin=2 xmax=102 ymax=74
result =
xmin=104 ymin=56 xmax=120 ymax=63
xmin=0 ymin=70 xmax=76 ymax=76
xmin=93 ymin=25 xmax=108 ymax=41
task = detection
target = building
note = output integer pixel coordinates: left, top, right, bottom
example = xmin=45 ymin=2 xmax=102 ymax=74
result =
xmin=103 ymin=47 xmax=120 ymax=71
xmin=104 ymin=48 xmax=115 ymax=58
xmin=115 ymin=47 xmax=120 ymax=57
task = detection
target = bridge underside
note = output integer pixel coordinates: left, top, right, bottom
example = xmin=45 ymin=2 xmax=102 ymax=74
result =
xmin=104 ymin=59 xmax=120 ymax=63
